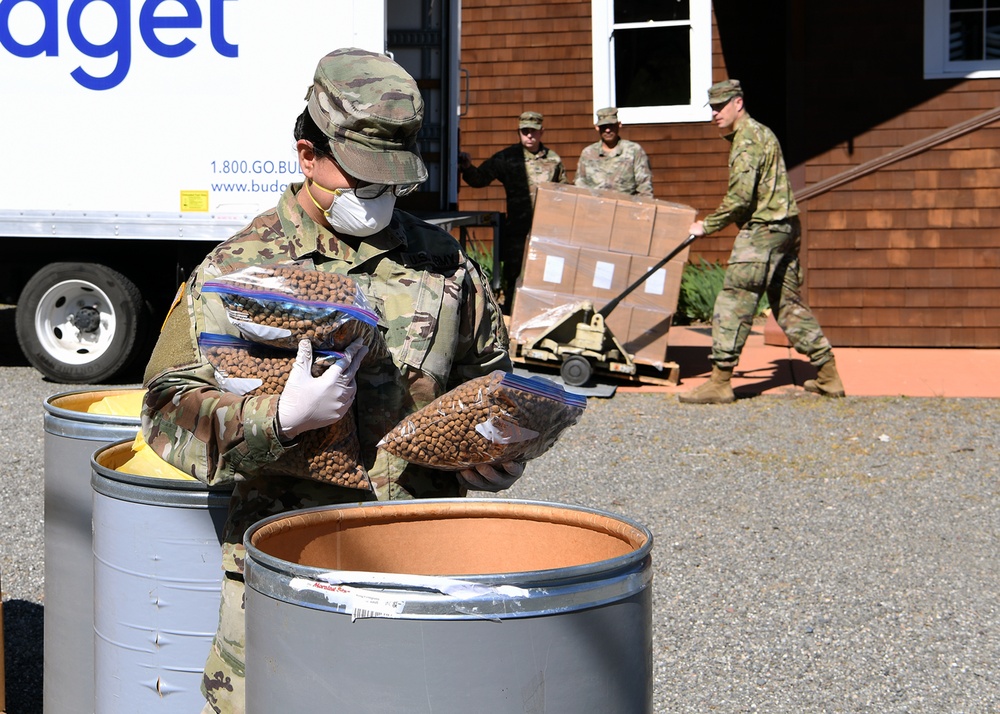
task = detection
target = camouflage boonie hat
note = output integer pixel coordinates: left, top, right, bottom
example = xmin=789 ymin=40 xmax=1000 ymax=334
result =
xmin=306 ymin=47 xmax=428 ymax=185
xmin=707 ymin=79 xmax=743 ymax=106
xmin=518 ymin=111 xmax=543 ymax=129
xmin=595 ymin=107 xmax=619 ymax=125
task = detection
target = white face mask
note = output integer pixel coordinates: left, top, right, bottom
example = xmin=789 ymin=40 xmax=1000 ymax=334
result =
xmin=306 ymin=180 xmax=396 ymax=236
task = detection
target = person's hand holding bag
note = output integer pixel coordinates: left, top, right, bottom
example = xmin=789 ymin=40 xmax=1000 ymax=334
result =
xmin=277 ymin=338 xmax=368 ymax=440
xmin=457 ymin=460 xmax=525 ymax=492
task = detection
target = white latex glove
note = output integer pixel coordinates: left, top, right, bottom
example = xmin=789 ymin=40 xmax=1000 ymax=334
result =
xmin=277 ymin=339 xmax=368 ymax=440
xmin=457 ymin=461 xmax=525 ymax=492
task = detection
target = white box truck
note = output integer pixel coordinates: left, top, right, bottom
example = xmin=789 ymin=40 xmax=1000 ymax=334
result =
xmin=0 ymin=0 xmax=470 ymax=383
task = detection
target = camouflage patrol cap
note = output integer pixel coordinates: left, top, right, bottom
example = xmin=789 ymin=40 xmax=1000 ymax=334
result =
xmin=707 ymin=79 xmax=743 ymax=106
xmin=518 ymin=111 xmax=543 ymax=129
xmin=306 ymin=47 xmax=428 ymax=185
xmin=595 ymin=107 xmax=619 ymax=125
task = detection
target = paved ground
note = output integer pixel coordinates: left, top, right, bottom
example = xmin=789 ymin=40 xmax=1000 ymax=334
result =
xmin=1 ymin=304 xmax=998 ymax=713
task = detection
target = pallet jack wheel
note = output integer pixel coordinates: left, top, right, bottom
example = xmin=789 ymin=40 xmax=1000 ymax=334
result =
xmin=561 ymin=355 xmax=592 ymax=387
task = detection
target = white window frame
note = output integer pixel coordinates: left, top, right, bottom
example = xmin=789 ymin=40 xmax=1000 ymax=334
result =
xmin=925 ymin=0 xmax=1000 ymax=78
xmin=590 ymin=0 xmax=712 ymax=125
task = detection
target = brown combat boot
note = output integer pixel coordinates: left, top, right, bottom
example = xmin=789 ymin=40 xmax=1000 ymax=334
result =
xmin=678 ymin=365 xmax=735 ymax=404
xmin=803 ymin=357 xmax=846 ymax=397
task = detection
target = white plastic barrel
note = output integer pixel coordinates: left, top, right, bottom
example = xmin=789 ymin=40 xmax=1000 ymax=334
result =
xmin=42 ymin=388 xmax=143 ymax=714
xmin=244 ymin=499 xmax=653 ymax=714
xmin=91 ymin=440 xmax=231 ymax=713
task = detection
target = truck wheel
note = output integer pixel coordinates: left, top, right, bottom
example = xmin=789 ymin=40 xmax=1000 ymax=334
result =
xmin=15 ymin=263 xmax=147 ymax=384
xmin=560 ymin=355 xmax=592 ymax=387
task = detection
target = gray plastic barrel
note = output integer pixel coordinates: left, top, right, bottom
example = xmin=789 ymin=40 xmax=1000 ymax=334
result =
xmin=43 ymin=388 xmax=144 ymax=714
xmin=91 ymin=440 xmax=231 ymax=713
xmin=244 ymin=499 xmax=653 ymax=714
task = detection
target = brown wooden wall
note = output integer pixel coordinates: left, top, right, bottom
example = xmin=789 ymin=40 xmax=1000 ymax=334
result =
xmin=456 ymin=0 xmax=734 ymax=265
xmin=788 ymin=2 xmax=1000 ymax=348
xmin=457 ymin=0 xmax=1000 ymax=348
xmin=801 ymin=105 xmax=1000 ymax=347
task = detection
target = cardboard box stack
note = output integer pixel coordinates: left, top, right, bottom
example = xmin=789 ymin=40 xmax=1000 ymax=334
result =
xmin=509 ymin=183 xmax=697 ymax=370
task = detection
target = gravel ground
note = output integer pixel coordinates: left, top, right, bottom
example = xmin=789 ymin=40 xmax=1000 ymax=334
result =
xmin=1 ymin=347 xmax=998 ymax=712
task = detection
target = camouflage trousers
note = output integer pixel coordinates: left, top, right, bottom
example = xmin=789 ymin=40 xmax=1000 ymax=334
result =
xmin=200 ymin=574 xmax=246 ymax=714
xmin=711 ymin=219 xmax=833 ymax=369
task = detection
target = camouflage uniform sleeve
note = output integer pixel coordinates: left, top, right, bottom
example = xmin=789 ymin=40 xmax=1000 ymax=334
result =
xmin=633 ymin=144 xmax=654 ymax=196
xmin=556 ymin=158 xmax=569 ymax=184
xmin=141 ymin=268 xmax=289 ymax=486
xmin=573 ymin=144 xmax=594 ymax=188
xmin=142 ymin=364 xmax=286 ymax=485
xmin=545 ymin=147 xmax=569 ymax=184
xmin=448 ymin=253 xmax=513 ymax=389
xmin=701 ymin=142 xmax=757 ymax=234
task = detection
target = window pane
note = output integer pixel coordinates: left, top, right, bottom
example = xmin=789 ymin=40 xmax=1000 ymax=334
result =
xmin=987 ymin=10 xmax=1000 ymax=56
xmin=615 ymin=26 xmax=690 ymax=108
xmin=950 ymin=13 xmax=984 ymax=59
xmin=951 ymin=0 xmax=984 ymax=9
xmin=615 ymin=0 xmax=689 ymax=24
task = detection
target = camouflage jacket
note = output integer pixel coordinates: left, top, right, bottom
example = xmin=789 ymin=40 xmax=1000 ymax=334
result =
xmin=700 ymin=113 xmax=800 ymax=235
xmin=574 ymin=138 xmax=653 ymax=196
xmin=461 ymin=143 xmax=568 ymax=245
xmin=141 ymin=183 xmax=511 ymax=573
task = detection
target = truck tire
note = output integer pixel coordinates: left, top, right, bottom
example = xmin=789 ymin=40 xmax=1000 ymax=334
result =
xmin=15 ymin=262 xmax=147 ymax=384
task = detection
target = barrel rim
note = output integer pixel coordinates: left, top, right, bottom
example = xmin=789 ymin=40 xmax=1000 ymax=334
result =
xmin=91 ymin=439 xmax=233 ymax=495
xmin=44 ymin=387 xmax=144 ymax=426
xmin=245 ymin=498 xmax=653 ymax=584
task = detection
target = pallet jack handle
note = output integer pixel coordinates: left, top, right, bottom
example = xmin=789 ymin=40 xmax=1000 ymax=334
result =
xmin=597 ymin=233 xmax=698 ymax=319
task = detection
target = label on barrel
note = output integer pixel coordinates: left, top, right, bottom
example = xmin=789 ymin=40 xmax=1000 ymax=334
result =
xmin=348 ymin=588 xmax=406 ymax=622
xmin=289 ymin=577 xmax=406 ymax=620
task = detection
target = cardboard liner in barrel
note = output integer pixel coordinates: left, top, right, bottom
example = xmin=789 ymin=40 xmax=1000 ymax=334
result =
xmin=244 ymin=499 xmax=652 ymax=620
xmin=377 ymin=371 xmax=587 ymax=469
xmin=201 ymin=263 xmax=386 ymax=358
xmin=198 ymin=332 xmax=370 ymax=490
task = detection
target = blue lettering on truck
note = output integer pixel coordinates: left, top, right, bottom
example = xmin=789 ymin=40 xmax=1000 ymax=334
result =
xmin=0 ymin=0 xmax=237 ymax=90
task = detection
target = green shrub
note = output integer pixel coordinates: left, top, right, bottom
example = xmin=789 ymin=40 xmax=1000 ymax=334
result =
xmin=676 ymin=259 xmax=769 ymax=323
xmin=464 ymin=240 xmax=498 ymax=283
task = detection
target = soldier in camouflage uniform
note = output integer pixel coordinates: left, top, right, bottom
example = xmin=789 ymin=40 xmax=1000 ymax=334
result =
xmin=459 ymin=111 xmax=568 ymax=313
xmin=141 ymin=48 xmax=521 ymax=714
xmin=574 ymin=106 xmax=653 ymax=197
xmin=679 ymin=79 xmax=845 ymax=405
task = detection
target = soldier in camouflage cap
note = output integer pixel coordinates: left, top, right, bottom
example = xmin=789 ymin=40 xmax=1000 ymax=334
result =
xmin=680 ymin=80 xmax=845 ymax=404
xmin=574 ymin=106 xmax=653 ymax=198
xmin=705 ymin=78 xmax=743 ymax=105
xmin=459 ymin=110 xmax=568 ymax=313
xmin=141 ymin=48 xmax=520 ymax=714
xmin=306 ymin=47 xmax=428 ymax=186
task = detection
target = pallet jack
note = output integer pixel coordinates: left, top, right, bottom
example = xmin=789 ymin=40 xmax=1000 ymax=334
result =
xmin=513 ymin=234 xmax=698 ymax=386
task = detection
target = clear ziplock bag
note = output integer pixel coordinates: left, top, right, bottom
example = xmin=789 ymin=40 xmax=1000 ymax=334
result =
xmin=198 ymin=332 xmax=369 ymax=489
xmin=201 ymin=264 xmax=384 ymax=356
xmin=378 ymin=370 xmax=587 ymax=469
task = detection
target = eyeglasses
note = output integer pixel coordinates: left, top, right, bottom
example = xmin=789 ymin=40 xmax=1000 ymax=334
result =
xmin=519 ymin=127 xmax=540 ymax=135
xmin=709 ymin=99 xmax=732 ymax=112
xmin=598 ymin=124 xmax=618 ymax=131
xmin=353 ymin=180 xmax=421 ymax=199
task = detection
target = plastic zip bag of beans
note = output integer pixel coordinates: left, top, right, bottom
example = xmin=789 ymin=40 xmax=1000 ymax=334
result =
xmin=201 ymin=264 xmax=385 ymax=356
xmin=377 ymin=370 xmax=587 ymax=469
xmin=199 ymin=332 xmax=345 ymax=396
xmin=266 ymin=412 xmax=370 ymax=490
xmin=197 ymin=332 xmax=370 ymax=489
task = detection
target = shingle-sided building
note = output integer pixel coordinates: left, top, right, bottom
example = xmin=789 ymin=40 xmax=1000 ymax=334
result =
xmin=456 ymin=0 xmax=1000 ymax=347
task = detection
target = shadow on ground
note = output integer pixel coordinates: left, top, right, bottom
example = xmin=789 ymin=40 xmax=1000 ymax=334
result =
xmin=4 ymin=600 xmax=43 ymax=714
xmin=0 ymin=307 xmax=30 ymax=368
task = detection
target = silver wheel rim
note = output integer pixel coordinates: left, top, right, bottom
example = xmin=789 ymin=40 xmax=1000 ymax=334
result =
xmin=33 ymin=279 xmax=118 ymax=366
